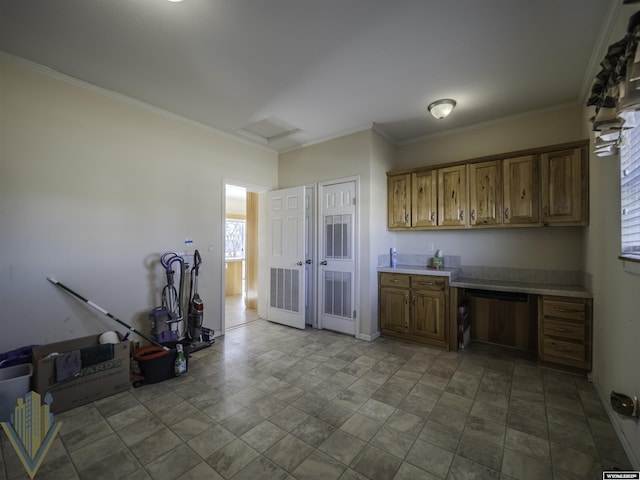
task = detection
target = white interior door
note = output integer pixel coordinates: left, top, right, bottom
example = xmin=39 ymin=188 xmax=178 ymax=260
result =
xmin=318 ymin=180 xmax=357 ymax=335
xmin=267 ymin=186 xmax=306 ymax=329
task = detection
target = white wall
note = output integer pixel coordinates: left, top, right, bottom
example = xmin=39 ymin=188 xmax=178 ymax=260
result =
xmin=0 ymin=59 xmax=278 ymax=350
xmin=584 ymin=5 xmax=640 ymax=468
xmin=393 ymin=104 xmax=587 ymax=273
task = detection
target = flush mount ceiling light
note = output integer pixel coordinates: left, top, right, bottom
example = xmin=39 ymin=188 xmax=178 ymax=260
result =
xmin=428 ymin=99 xmax=456 ymax=120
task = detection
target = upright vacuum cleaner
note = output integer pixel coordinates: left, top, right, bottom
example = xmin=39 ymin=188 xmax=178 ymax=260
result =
xmin=187 ymin=249 xmax=214 ymax=352
xmin=149 ymin=251 xmax=186 ymax=343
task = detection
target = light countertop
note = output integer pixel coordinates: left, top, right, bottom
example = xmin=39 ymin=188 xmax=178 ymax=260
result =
xmin=377 ymin=265 xmax=592 ymax=298
xmin=377 ymin=265 xmax=459 ymax=277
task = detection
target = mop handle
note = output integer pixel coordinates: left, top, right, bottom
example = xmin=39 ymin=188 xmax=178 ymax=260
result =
xmin=47 ymin=276 xmax=168 ymax=350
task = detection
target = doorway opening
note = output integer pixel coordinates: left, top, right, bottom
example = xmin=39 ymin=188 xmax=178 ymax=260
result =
xmin=224 ymin=183 xmax=259 ymax=329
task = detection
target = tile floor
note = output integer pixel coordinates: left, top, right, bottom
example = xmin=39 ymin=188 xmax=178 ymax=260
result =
xmin=225 ymin=295 xmax=259 ymax=330
xmin=0 ymin=320 xmax=633 ymax=480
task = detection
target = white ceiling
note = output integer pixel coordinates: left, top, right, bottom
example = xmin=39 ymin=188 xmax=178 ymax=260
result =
xmin=0 ymin=1 xmax=616 ymax=153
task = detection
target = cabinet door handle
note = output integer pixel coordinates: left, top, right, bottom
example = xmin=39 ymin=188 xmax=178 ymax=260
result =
xmin=543 ymin=206 xmax=549 ymax=217
xmin=412 ymin=295 xmax=416 ymax=305
xmin=320 ymin=260 xmax=328 ymax=265
xmin=470 ymin=210 xmax=475 ymax=221
xmin=459 ymin=210 xmax=464 ymax=221
xmin=431 ymin=212 xmax=435 ymax=222
xmin=505 ymin=208 xmax=510 ymax=219
xmin=404 ymin=294 xmax=409 ymax=304
xmin=405 ymin=213 xmax=409 ymax=224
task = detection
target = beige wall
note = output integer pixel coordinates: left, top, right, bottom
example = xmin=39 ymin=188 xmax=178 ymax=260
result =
xmin=583 ymin=5 xmax=640 ymax=468
xmin=0 ymin=59 xmax=278 ymax=349
xmin=397 ymin=104 xmax=586 ymax=169
xmin=392 ymin=104 xmax=587 ymax=272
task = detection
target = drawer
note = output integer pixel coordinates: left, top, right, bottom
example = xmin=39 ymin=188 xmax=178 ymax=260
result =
xmin=542 ymin=299 xmax=586 ymax=321
xmin=411 ymin=276 xmax=446 ymax=291
xmin=543 ymin=319 xmax=584 ymax=341
xmin=542 ymin=338 xmax=585 ymax=363
xmin=380 ymin=273 xmax=410 ymax=288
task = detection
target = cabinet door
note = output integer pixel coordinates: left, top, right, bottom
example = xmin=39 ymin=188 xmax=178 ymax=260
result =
xmin=410 ymin=289 xmax=446 ymax=343
xmin=540 ymin=148 xmax=585 ymax=225
xmin=388 ymin=174 xmax=411 ymax=229
xmin=438 ymin=165 xmax=467 ymax=227
xmin=412 ymin=170 xmax=437 ymax=227
xmin=503 ymin=155 xmax=539 ymax=224
xmin=469 ymin=160 xmax=502 ymax=226
xmin=379 ymin=287 xmax=409 ymax=334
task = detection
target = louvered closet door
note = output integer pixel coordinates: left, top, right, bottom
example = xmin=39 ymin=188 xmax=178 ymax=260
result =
xmin=266 ymin=186 xmax=306 ymax=329
xmin=318 ymin=180 xmax=356 ymax=335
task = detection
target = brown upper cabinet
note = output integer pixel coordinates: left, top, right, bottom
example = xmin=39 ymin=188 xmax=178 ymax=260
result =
xmin=502 ymin=155 xmax=540 ymax=225
xmin=387 ymin=140 xmax=588 ymax=231
xmin=388 ymin=173 xmax=411 ymax=229
xmin=468 ymin=155 xmax=539 ymax=227
xmin=438 ymin=165 xmax=467 ymax=227
xmin=469 ymin=160 xmax=502 ymax=226
xmin=540 ymin=147 xmax=587 ymax=226
xmin=412 ymin=170 xmax=437 ymax=228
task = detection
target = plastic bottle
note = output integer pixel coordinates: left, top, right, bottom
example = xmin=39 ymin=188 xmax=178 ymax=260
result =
xmin=390 ymin=248 xmax=398 ymax=268
xmin=174 ymin=344 xmax=187 ymax=376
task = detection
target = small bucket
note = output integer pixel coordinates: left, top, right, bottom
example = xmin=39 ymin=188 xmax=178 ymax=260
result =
xmin=133 ymin=343 xmax=189 ymax=386
xmin=0 ymin=364 xmax=33 ymax=421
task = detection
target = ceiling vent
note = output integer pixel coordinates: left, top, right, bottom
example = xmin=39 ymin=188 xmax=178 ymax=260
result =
xmin=237 ymin=116 xmax=301 ymax=145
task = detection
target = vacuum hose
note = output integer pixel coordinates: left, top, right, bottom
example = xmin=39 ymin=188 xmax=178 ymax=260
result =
xmin=161 ymin=252 xmax=185 ymax=322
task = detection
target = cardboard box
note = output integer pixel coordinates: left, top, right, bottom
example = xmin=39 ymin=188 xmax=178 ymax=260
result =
xmin=32 ymin=335 xmax=130 ymax=413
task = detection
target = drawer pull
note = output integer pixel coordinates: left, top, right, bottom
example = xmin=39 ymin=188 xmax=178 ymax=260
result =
xmin=551 ymin=327 xmax=567 ymax=332
xmin=554 ymin=308 xmax=581 ymax=313
xmin=390 ymin=279 xmax=398 ymax=283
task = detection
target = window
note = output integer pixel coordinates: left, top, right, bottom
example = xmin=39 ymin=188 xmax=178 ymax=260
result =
xmin=225 ymin=219 xmax=245 ymax=259
xmin=619 ymin=111 xmax=640 ymax=262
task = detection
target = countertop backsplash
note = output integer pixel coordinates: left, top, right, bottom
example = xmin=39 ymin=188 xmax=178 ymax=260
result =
xmin=377 ymin=253 xmax=586 ymax=288
xmin=377 ymin=253 xmax=462 ymax=269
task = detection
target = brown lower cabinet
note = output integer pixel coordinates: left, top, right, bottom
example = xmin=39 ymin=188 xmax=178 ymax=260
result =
xmin=379 ymin=273 xmax=449 ymax=350
xmin=379 ymin=277 xmax=593 ymax=372
xmin=538 ymin=295 xmax=592 ymax=371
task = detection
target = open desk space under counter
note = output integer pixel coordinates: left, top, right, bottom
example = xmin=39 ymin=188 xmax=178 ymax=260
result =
xmin=377 ymin=264 xmax=593 ymax=373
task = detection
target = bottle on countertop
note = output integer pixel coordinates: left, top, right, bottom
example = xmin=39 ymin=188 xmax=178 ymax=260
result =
xmin=390 ymin=248 xmax=398 ymax=268
xmin=174 ymin=343 xmax=187 ymax=376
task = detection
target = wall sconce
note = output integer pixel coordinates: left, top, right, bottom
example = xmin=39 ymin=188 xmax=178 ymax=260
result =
xmin=428 ymin=99 xmax=456 ymax=120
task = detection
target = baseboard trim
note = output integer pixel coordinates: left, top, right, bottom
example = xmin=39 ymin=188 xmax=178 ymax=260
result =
xmin=358 ymin=331 xmax=380 ymax=342
xmin=593 ymin=378 xmax=640 ymax=470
